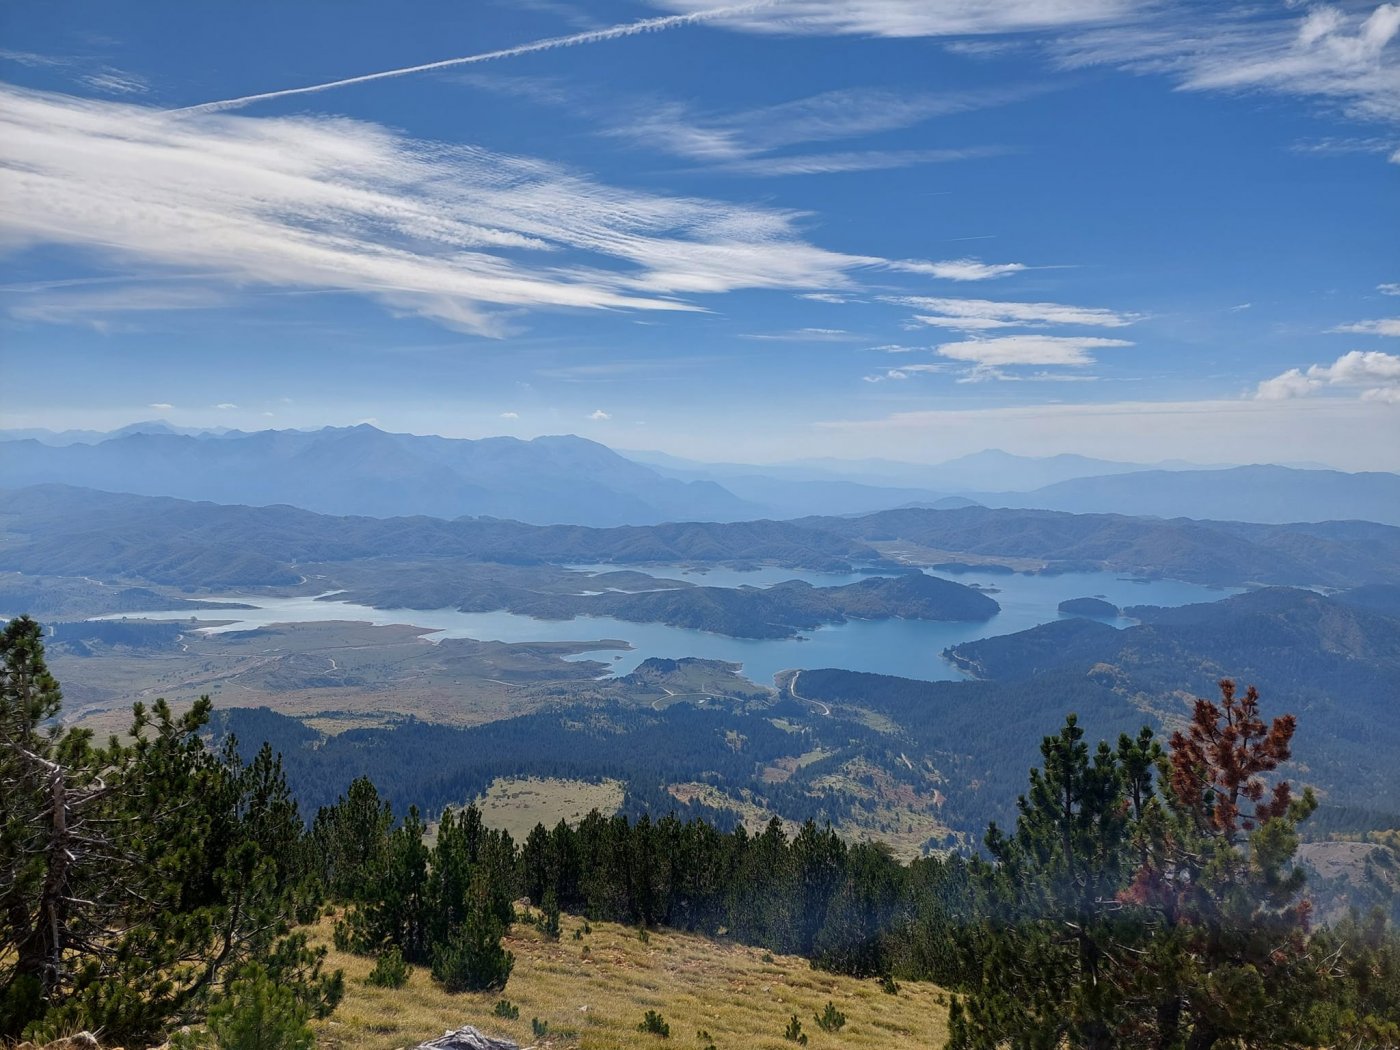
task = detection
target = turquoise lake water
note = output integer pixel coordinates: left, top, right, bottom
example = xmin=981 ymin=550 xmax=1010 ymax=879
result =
xmin=96 ymin=566 xmax=1239 ymax=685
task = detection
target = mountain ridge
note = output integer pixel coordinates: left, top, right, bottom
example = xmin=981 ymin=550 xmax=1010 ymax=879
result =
xmin=0 ymin=425 xmax=763 ymax=527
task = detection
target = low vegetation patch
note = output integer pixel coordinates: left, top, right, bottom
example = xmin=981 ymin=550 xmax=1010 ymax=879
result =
xmin=310 ymin=913 xmax=951 ymax=1050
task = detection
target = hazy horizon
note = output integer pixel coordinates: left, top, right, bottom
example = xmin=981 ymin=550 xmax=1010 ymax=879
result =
xmin=2 ymin=1 xmax=1398 ymax=469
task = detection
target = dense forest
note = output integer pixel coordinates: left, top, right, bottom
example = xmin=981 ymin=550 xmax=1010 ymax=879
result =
xmin=6 ymin=614 xmax=1400 ymax=1048
xmin=6 ymin=484 xmax=1400 ymax=592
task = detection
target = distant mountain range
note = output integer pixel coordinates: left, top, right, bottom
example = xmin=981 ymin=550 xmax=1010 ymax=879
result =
xmin=987 ymin=464 xmax=1400 ymax=526
xmin=628 ymin=447 xmax=1399 ymax=524
xmin=0 ymin=419 xmax=230 ymax=446
xmin=627 ymin=447 xmax=1228 ymax=492
xmin=0 ymin=425 xmax=761 ymax=527
xmin=1 ymin=424 xmax=1394 ymax=526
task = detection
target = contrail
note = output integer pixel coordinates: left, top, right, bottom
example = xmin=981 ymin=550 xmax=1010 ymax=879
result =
xmin=173 ymin=3 xmax=772 ymax=116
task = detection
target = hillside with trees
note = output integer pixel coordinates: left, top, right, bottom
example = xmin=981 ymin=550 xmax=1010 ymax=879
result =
xmin=6 ymin=615 xmax=1400 ymax=1047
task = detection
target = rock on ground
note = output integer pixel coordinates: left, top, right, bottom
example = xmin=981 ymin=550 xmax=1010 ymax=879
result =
xmin=414 ymin=1026 xmax=521 ymax=1050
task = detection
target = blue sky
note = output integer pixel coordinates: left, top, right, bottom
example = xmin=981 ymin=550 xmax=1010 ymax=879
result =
xmin=1 ymin=0 xmax=1397 ymax=468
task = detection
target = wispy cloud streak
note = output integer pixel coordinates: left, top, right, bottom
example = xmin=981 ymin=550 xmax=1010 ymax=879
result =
xmin=0 ymin=85 xmax=893 ymax=335
xmin=174 ymin=3 xmax=774 ymax=115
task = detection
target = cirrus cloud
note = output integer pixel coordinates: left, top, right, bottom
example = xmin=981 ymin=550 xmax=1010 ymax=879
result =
xmin=887 ymin=295 xmax=1141 ymax=331
xmin=0 ymin=85 xmax=905 ymax=337
xmin=886 ymin=258 xmax=1028 ymax=281
xmin=933 ymin=333 xmax=1132 ymax=366
xmin=1333 ymin=317 xmax=1400 ymax=337
xmin=651 ymin=0 xmax=1135 ymax=39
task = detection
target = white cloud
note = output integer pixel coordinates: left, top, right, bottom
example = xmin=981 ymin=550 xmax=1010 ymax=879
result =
xmin=933 ymin=334 xmax=1132 ymax=366
xmin=710 ymin=146 xmax=1005 ymax=176
xmin=588 ymin=409 xmax=611 ymax=420
xmin=1255 ymin=350 xmax=1400 ymax=402
xmin=0 ymin=86 xmax=898 ymax=337
xmin=864 ymin=363 xmax=950 ymax=382
xmin=1058 ymin=3 xmax=1400 ymax=125
xmin=1291 ymin=135 xmax=1399 ymax=157
xmin=7 ymin=283 xmax=231 ymax=326
xmin=890 ymin=296 xmax=1140 ymax=331
xmin=82 ymin=69 xmax=149 ymax=96
xmin=1334 ymin=318 xmax=1400 ymax=337
xmin=600 ymin=85 xmax=1033 ymax=174
xmin=1254 ymin=368 xmax=1321 ymax=401
xmin=148 ymin=402 xmax=173 ymax=411
xmin=955 ymin=365 xmax=1100 ymax=383
xmin=500 ymin=411 xmax=520 ymax=419
xmin=888 ymin=258 xmax=1028 ymax=281
xmin=1380 ymin=283 xmax=1400 ymax=295
xmin=740 ymin=328 xmax=861 ymax=342
xmin=799 ymin=292 xmax=852 ymax=304
xmin=651 ymin=1 xmax=1134 ymax=39
xmin=651 ymin=2 xmax=1400 ymax=134
xmin=0 ymin=49 xmax=69 ymax=68
xmin=215 ymin=403 xmax=238 ymax=410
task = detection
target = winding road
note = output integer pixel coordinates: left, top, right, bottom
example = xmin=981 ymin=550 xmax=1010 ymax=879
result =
xmin=785 ymin=670 xmax=831 ymax=716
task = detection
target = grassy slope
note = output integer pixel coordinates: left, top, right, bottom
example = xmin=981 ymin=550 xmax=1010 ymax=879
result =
xmin=313 ymin=914 xmax=951 ymax=1050
xmin=475 ymin=778 xmax=626 ymax=844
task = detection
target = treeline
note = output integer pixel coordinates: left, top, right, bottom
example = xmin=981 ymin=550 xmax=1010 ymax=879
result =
xmin=314 ymin=682 xmax=1400 ymax=1049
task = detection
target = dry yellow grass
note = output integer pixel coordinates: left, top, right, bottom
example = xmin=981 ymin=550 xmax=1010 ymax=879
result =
xmin=473 ymin=778 xmax=626 ymax=843
xmin=312 ymin=912 xmax=951 ymax=1050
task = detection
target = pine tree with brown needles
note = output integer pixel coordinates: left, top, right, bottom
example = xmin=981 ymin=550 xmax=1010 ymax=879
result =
xmin=1118 ymin=679 xmax=1323 ymax=1050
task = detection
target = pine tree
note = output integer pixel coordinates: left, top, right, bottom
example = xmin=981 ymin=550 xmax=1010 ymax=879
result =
xmin=311 ymin=777 xmax=392 ymax=902
xmin=340 ymin=806 xmax=430 ymax=960
xmin=949 ymin=715 xmax=1146 ymax=1050
xmin=430 ymin=869 xmax=514 ymax=993
xmin=1119 ymin=680 xmax=1323 ymax=1048
xmin=0 ymin=617 xmax=341 ymax=1043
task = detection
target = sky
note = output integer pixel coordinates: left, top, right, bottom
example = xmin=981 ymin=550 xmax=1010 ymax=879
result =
xmin=0 ymin=0 xmax=1398 ymax=469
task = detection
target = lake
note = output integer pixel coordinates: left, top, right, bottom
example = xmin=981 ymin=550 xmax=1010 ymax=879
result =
xmin=95 ymin=567 xmax=1239 ymax=685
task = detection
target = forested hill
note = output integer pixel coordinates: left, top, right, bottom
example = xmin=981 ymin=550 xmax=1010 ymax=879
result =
xmin=942 ymin=586 xmax=1400 ymax=812
xmin=0 ymin=484 xmax=877 ymax=584
xmin=798 ymin=505 xmax=1400 ymax=587
xmin=4 ymin=484 xmax=1399 ymax=591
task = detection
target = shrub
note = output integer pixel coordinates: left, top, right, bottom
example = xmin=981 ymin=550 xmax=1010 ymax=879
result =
xmin=541 ymin=889 xmax=561 ymax=940
xmin=814 ymin=1001 xmax=846 ymax=1033
xmin=637 ymin=927 xmax=651 ymax=944
xmin=493 ymin=1000 xmax=519 ymax=1020
xmin=531 ymin=1018 xmax=549 ymax=1038
xmin=783 ymin=1015 xmax=807 ymax=1045
xmin=637 ymin=1010 xmax=670 ymax=1037
xmin=365 ymin=946 xmax=409 ymax=989
xmin=331 ymin=919 xmax=356 ymax=954
xmin=879 ymin=975 xmax=900 ymax=996
xmin=207 ymin=965 xmax=314 ymax=1050
xmin=430 ymin=923 xmax=514 ymax=993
